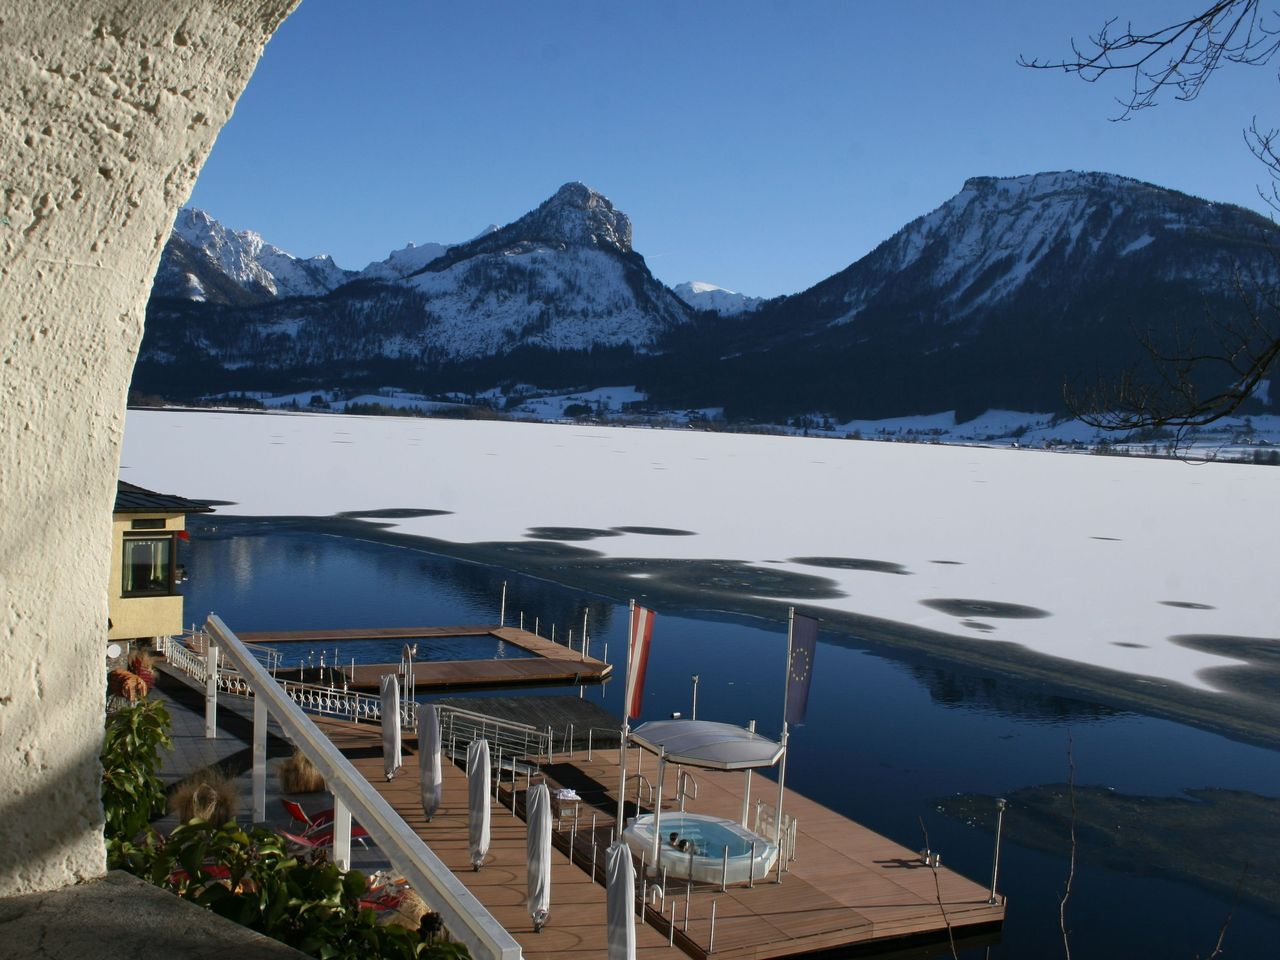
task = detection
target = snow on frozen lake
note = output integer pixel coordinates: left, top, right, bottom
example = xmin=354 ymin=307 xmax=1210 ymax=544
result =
xmin=121 ymin=409 xmax=1279 ymax=693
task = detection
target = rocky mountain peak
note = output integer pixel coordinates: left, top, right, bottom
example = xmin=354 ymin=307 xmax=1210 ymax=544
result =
xmin=507 ymin=181 xmax=633 ymax=252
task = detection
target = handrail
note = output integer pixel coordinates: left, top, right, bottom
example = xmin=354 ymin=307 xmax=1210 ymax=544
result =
xmin=205 ymin=614 xmax=522 ymax=960
xmin=161 ymin=634 xmax=416 ymax=729
xmin=438 ymin=704 xmax=551 ymax=764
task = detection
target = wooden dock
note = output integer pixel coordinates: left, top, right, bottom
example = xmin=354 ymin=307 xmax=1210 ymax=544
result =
xmin=310 ymin=713 xmax=1003 ymax=959
xmin=239 ymin=625 xmax=612 ymax=691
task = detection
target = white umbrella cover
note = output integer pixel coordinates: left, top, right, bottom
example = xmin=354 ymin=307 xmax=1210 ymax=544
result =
xmin=605 ymin=840 xmax=637 ymax=960
xmin=526 ymin=782 xmax=552 ymax=931
xmin=417 ymin=702 xmax=442 ymax=821
xmin=467 ymin=738 xmax=491 ymax=870
xmin=380 ymin=673 xmax=402 ymax=781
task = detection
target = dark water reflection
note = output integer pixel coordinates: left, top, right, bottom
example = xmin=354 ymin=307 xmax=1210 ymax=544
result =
xmin=181 ymin=518 xmax=1280 ymax=959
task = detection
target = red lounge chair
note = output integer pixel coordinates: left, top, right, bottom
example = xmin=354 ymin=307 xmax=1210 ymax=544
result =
xmin=281 ymin=798 xmax=335 ymax=833
xmin=282 ymin=824 xmax=371 ymax=849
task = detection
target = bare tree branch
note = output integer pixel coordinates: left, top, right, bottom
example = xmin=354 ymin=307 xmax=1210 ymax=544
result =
xmin=1029 ymin=3 xmax=1280 ymax=433
xmin=1059 ymin=733 xmax=1076 ymax=960
xmin=1020 ymin=2 xmax=1280 ymax=119
xmin=918 ymin=817 xmax=959 ymax=960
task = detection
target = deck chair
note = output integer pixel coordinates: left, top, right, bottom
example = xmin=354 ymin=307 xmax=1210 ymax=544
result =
xmin=281 ymin=798 xmax=334 ymax=833
xmin=282 ymin=823 xmax=371 ymax=849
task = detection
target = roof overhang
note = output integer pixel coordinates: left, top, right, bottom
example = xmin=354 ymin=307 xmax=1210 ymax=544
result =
xmin=629 ymin=719 xmax=783 ymax=771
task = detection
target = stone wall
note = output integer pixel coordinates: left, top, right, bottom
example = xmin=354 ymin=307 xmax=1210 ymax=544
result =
xmin=0 ymin=1 xmax=298 ymax=896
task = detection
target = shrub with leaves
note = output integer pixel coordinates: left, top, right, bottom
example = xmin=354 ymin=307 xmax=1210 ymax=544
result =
xmin=100 ymin=698 xmax=172 ymax=841
xmin=112 ymin=821 xmax=468 ymax=960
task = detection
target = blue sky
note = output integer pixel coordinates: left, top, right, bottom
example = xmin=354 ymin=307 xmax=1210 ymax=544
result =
xmin=188 ymin=0 xmax=1275 ymax=298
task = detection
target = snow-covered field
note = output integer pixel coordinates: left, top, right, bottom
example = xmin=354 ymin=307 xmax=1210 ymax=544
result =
xmin=121 ymin=409 xmax=1279 ymax=694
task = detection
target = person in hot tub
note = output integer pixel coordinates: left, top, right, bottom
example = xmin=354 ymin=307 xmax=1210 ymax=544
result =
xmin=669 ymin=832 xmax=680 ymax=848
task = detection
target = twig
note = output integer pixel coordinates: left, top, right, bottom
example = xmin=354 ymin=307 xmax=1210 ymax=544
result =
xmin=1059 ymin=733 xmax=1077 ymax=960
xmin=1201 ymin=862 xmax=1250 ymax=959
xmin=918 ymin=816 xmax=958 ymax=960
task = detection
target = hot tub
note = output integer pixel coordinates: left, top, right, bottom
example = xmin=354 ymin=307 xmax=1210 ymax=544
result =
xmin=622 ymin=812 xmax=778 ymax=884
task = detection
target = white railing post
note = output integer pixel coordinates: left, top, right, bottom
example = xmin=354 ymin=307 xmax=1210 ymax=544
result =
xmin=205 ymin=615 xmax=521 ymax=960
xmin=333 ymin=794 xmax=352 ymax=872
xmin=204 ymin=643 xmax=219 ymax=739
xmin=252 ymin=692 xmax=267 ymax=822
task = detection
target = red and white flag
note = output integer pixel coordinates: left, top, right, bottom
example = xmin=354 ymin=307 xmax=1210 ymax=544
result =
xmin=624 ymin=603 xmax=655 ymax=720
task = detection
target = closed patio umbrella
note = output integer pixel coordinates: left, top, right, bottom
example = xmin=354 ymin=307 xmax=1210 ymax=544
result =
xmin=380 ymin=674 xmax=402 ymax=781
xmin=526 ymin=782 xmax=552 ymax=932
xmin=606 ymin=840 xmax=636 ymax=960
xmin=417 ymin=702 xmax=441 ymax=821
xmin=467 ymin=737 xmax=491 ymax=870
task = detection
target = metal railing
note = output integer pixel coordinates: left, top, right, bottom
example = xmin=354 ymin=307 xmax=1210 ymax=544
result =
xmin=204 ymin=615 xmax=522 ymax=960
xmin=159 ymin=633 xmax=417 ymax=729
xmin=438 ymin=704 xmax=551 ymax=764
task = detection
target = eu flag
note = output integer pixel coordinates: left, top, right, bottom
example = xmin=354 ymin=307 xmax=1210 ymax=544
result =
xmin=785 ymin=613 xmax=818 ymax=727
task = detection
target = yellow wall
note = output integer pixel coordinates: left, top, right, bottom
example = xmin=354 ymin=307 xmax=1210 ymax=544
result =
xmin=107 ymin=513 xmax=188 ymax=642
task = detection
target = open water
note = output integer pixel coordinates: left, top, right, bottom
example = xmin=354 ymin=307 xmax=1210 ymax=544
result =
xmin=180 ymin=517 xmax=1280 ymax=958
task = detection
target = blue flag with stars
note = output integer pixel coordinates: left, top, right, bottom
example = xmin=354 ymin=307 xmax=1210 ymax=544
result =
xmin=785 ymin=613 xmax=818 ymax=727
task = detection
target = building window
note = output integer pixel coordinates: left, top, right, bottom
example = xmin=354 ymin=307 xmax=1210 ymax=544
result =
xmin=130 ymin=518 xmax=166 ymax=530
xmin=122 ymin=536 xmax=176 ymax=596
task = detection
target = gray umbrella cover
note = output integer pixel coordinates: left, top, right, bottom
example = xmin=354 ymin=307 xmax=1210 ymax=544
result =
xmin=417 ymin=702 xmax=442 ymax=820
xmin=466 ymin=737 xmax=491 ymax=870
xmin=380 ymin=673 xmax=402 ymax=781
xmin=605 ymin=839 xmax=637 ymax=960
xmin=526 ymin=782 xmax=552 ymax=931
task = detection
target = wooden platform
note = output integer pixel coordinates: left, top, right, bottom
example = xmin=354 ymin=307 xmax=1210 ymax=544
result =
xmin=310 ymin=713 xmax=1003 ymax=959
xmin=240 ymin=625 xmax=612 ymax=691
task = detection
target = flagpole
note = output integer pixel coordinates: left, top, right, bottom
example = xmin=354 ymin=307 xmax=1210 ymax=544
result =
xmin=617 ymin=599 xmax=634 ymax=836
xmin=775 ymin=606 xmax=794 ymax=884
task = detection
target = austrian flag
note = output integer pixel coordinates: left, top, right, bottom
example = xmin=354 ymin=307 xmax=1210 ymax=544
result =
xmin=624 ymin=603 xmax=655 ymax=720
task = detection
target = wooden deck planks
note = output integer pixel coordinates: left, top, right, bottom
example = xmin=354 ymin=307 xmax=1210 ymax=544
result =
xmin=241 ymin=625 xmax=612 ymax=692
xmin=311 ymin=715 xmax=670 ymax=959
xmin=307 ymin=711 xmax=1002 ymax=960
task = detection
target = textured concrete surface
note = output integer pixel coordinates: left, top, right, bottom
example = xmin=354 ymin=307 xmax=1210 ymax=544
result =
xmin=0 ymin=1 xmax=298 ymax=895
xmin=0 ymin=870 xmax=311 ymax=960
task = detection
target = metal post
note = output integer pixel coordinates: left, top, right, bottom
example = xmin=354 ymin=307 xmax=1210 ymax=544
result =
xmin=495 ymin=748 xmax=502 ymax=802
xmin=519 ymin=611 xmax=524 ymax=630
xmin=499 ymin=580 xmax=507 ymax=627
xmin=684 ymin=883 xmax=691 ymax=930
xmin=668 ymin=901 xmax=676 ymax=945
xmin=749 ymin=841 xmax=757 ymax=888
xmin=591 ymin=840 xmax=598 ymax=882
xmin=332 ymin=794 xmax=352 ymax=872
xmin=252 ymin=692 xmax=267 ymax=822
xmin=551 ymin=624 xmax=556 ymax=645
xmin=989 ymin=798 xmax=1008 ymax=904
xmin=691 ymin=674 xmax=699 ymax=720
xmin=571 ymin=806 xmax=579 ymax=852
xmin=639 ymin=852 xmax=647 ymax=917
xmin=775 ymin=606 xmax=795 ymax=884
xmin=568 ymin=628 xmax=573 ymax=653
xmin=588 ymin=727 xmax=593 ymax=761
xmin=534 ymin=616 xmax=539 ymax=637
xmin=651 ymin=749 xmax=667 ymax=865
xmin=616 ymin=599 xmax=635 ymax=835
xmin=709 ymin=900 xmax=717 ymax=954
xmin=204 ymin=642 xmax=218 ymax=739
xmin=603 ymin=641 xmax=608 ymax=665
xmin=742 ymin=719 xmax=755 ymax=827
xmin=721 ymin=846 xmax=729 ymax=891
xmin=582 ymin=608 xmax=589 ymax=662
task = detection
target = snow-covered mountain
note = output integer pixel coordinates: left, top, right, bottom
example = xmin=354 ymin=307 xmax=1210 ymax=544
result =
xmin=672 ymin=281 xmax=763 ymax=315
xmin=658 ymin=170 xmax=1280 ymax=419
xmin=139 ymin=171 xmax=1279 ymax=424
xmin=140 ymin=183 xmax=695 ymax=383
xmin=152 ymin=208 xmax=355 ymax=303
xmin=356 ymin=241 xmax=450 ymax=282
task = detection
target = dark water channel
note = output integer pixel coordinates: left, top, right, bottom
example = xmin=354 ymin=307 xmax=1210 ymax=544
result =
xmin=180 ymin=518 xmax=1280 ymax=959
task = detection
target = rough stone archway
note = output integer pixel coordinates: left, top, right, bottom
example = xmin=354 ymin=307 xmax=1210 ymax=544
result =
xmin=2 ymin=1 xmax=298 ymax=896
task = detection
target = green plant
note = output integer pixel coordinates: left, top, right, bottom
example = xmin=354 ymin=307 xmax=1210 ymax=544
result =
xmin=111 ymin=821 xmax=467 ymax=960
xmin=100 ymin=698 xmax=172 ymax=841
